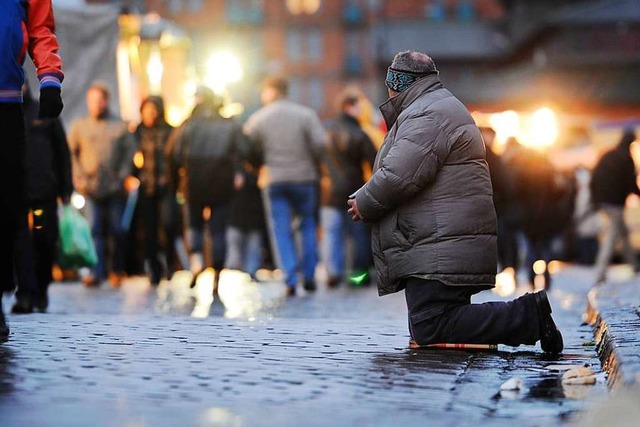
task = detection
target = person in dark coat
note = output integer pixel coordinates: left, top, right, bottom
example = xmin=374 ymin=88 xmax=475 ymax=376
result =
xmin=172 ymin=87 xmax=248 ymax=286
xmin=591 ymin=128 xmax=640 ymax=284
xmin=514 ymin=146 xmax=570 ymax=289
xmin=10 ymin=84 xmax=72 ymax=313
xmin=479 ymin=128 xmax=519 ymax=276
xmin=224 ymin=148 xmax=266 ymax=278
xmin=320 ymin=88 xmax=377 ymax=287
xmin=132 ymin=96 xmax=174 ymax=285
xmin=347 ymin=50 xmax=563 ymax=353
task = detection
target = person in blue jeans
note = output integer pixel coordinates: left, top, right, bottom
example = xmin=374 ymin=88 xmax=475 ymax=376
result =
xmin=244 ymin=76 xmax=326 ymax=296
xmin=320 ymin=88 xmax=377 ymax=287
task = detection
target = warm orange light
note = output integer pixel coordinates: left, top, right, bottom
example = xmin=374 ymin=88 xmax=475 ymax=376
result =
xmin=133 ymin=150 xmax=144 ymax=169
xmin=286 ymin=0 xmax=321 ymax=14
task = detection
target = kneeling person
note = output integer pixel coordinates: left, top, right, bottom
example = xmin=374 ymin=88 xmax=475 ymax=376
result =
xmin=347 ymin=51 xmax=562 ymax=353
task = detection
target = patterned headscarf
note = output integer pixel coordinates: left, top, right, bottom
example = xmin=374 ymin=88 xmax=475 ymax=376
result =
xmin=385 ymin=67 xmax=436 ymax=93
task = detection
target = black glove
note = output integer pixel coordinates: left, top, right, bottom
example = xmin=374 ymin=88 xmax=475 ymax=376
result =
xmin=39 ymin=86 xmax=63 ymax=119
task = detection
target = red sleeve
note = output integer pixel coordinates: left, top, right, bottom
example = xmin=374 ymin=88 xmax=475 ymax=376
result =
xmin=27 ymin=0 xmax=64 ymax=87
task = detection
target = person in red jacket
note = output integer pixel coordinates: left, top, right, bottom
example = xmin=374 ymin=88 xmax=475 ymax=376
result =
xmin=1 ymin=0 xmax=64 ymax=341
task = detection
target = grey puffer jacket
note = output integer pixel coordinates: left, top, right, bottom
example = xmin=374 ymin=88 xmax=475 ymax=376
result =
xmin=354 ymin=75 xmax=497 ymax=296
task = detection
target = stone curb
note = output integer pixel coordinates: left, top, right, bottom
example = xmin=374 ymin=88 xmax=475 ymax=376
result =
xmin=585 ymin=285 xmax=640 ymax=389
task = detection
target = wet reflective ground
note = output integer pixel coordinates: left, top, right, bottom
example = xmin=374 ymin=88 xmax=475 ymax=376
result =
xmin=0 ymin=266 xmax=610 ymax=427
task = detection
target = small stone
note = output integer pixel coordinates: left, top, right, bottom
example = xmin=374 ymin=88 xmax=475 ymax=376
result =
xmin=562 ymin=367 xmax=597 ymax=385
xmin=500 ymin=377 xmax=523 ymax=391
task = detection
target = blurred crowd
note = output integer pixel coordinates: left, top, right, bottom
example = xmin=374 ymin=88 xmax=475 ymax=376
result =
xmin=8 ymin=74 xmax=640 ymax=313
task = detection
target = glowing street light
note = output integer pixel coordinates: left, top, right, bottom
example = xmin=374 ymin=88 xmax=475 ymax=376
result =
xmin=528 ymin=107 xmax=558 ymax=148
xmin=204 ymin=51 xmax=243 ymax=94
xmin=489 ymin=110 xmax=520 ymax=144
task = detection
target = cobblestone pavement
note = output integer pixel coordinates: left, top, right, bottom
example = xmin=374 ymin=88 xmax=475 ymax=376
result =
xmin=0 ymin=266 xmax=610 ymax=427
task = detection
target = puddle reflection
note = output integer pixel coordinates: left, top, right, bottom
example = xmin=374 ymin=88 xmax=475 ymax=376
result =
xmin=154 ymin=269 xmax=288 ymax=320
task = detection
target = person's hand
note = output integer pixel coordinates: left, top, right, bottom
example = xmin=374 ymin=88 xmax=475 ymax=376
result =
xmin=234 ymin=172 xmax=245 ymax=190
xmin=124 ymin=176 xmax=140 ymax=192
xmin=347 ymin=198 xmax=363 ymax=221
xmin=38 ymin=87 xmax=63 ymax=119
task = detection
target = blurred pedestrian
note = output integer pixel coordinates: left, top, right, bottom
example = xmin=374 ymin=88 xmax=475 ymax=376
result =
xmin=131 ymin=96 xmax=173 ymax=285
xmin=320 ymin=88 xmax=377 ymax=287
xmin=225 ymin=148 xmax=266 ymax=278
xmin=514 ymin=147 xmax=565 ymax=289
xmin=67 ymin=82 xmax=135 ymax=287
xmin=348 ymin=50 xmax=563 ymax=353
xmin=572 ymin=167 xmax=600 ymax=264
xmin=480 ymin=127 xmax=516 ymax=276
xmin=244 ymin=76 xmax=326 ymax=296
xmin=10 ymin=84 xmax=72 ymax=313
xmin=172 ymin=87 xmax=248 ymax=288
xmin=591 ymin=128 xmax=640 ymax=284
xmin=354 ymin=90 xmax=385 ymax=152
xmin=1 ymin=0 xmax=64 ymax=339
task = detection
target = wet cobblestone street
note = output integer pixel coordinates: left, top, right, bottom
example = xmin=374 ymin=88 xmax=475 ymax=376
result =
xmin=0 ymin=267 xmax=610 ymax=427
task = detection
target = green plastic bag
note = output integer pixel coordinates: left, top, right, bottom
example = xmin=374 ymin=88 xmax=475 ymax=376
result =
xmin=57 ymin=205 xmax=98 ymax=268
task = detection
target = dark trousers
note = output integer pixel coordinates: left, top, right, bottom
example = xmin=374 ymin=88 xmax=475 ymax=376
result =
xmin=14 ymin=200 xmax=58 ymax=305
xmin=138 ymin=192 xmax=163 ymax=283
xmin=90 ymin=197 xmax=126 ymax=280
xmin=404 ymin=277 xmax=540 ymax=347
xmin=0 ymin=104 xmax=25 ymax=293
xmin=188 ymin=202 xmax=230 ymax=271
xmin=497 ymin=208 xmax=521 ymax=271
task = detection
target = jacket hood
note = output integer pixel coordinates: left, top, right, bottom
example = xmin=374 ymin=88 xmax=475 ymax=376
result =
xmin=378 ymin=74 xmax=443 ymax=129
xmin=618 ymin=128 xmax=636 ymax=150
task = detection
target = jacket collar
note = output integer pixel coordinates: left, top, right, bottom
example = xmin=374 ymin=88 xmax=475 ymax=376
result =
xmin=379 ymin=74 xmax=443 ymax=129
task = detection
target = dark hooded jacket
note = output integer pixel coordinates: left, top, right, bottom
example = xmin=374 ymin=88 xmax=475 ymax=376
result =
xmin=354 ymin=75 xmax=497 ymax=296
xmin=172 ymin=105 xmax=249 ymax=206
xmin=590 ymin=130 xmax=640 ymax=207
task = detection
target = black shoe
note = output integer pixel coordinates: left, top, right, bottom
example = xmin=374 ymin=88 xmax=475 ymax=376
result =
xmin=0 ymin=305 xmax=9 ymax=341
xmin=11 ymin=299 xmax=34 ymax=314
xmin=533 ymin=290 xmax=563 ymax=354
xmin=34 ymin=294 xmax=49 ymax=313
xmin=286 ymin=286 xmax=296 ymax=297
xmin=327 ymin=276 xmax=341 ymax=289
xmin=303 ymin=280 xmax=316 ymax=292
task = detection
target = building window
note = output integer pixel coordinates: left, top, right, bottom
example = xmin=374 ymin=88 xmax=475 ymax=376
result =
xmin=289 ymin=78 xmax=302 ymax=103
xmin=308 ymin=78 xmax=324 ymax=111
xmin=307 ymin=29 xmax=323 ymax=63
xmin=188 ymin=0 xmax=203 ymax=13
xmin=286 ymin=29 xmax=303 ymax=63
xmin=344 ymin=0 xmax=364 ymax=25
xmin=167 ymin=0 xmax=182 ymax=14
xmin=457 ymin=0 xmax=475 ymax=21
xmin=226 ymin=0 xmax=265 ymax=24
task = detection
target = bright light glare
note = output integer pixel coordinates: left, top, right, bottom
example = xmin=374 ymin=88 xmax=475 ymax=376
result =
xmin=533 ymin=260 xmax=547 ymax=275
xmin=205 ymin=51 xmax=243 ymax=94
xmin=146 ymin=50 xmax=163 ymax=94
xmin=493 ymin=267 xmax=516 ymax=297
xmin=71 ymin=192 xmax=85 ymax=210
xmin=528 ymin=107 xmax=558 ymax=148
xmin=489 ymin=110 xmax=520 ymax=144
